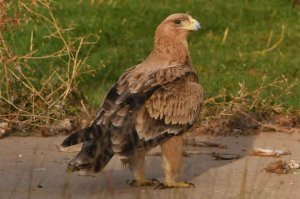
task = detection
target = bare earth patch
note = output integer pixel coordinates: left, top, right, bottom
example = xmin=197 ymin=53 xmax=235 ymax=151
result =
xmin=1 ymin=132 xmax=300 ymax=199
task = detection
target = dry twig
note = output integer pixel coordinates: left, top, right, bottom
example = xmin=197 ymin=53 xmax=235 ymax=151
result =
xmin=0 ymin=0 xmax=97 ymax=133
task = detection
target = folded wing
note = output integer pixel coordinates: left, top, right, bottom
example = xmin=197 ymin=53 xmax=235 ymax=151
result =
xmin=92 ymin=63 xmax=204 ymax=150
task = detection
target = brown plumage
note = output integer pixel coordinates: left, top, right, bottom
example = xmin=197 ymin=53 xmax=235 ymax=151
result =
xmin=61 ymin=13 xmax=203 ymax=188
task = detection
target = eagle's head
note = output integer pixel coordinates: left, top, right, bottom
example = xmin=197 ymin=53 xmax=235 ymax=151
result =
xmin=155 ymin=13 xmax=201 ymax=42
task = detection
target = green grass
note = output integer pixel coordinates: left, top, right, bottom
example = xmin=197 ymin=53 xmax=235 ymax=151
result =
xmin=2 ymin=0 xmax=300 ymax=110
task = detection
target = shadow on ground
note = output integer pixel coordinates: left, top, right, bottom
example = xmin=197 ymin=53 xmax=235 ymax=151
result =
xmin=0 ymin=134 xmax=265 ymax=199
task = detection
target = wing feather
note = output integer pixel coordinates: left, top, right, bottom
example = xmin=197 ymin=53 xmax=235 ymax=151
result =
xmin=94 ymin=63 xmax=203 ymax=151
xmin=145 ymin=78 xmax=204 ymax=126
xmin=95 ymin=64 xmax=194 ymax=126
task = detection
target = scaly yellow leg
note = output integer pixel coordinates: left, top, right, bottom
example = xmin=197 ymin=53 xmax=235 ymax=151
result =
xmin=159 ymin=135 xmax=194 ymax=189
xmin=126 ymin=150 xmax=159 ymax=187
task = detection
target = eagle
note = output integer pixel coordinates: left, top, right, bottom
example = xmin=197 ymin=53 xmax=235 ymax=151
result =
xmin=61 ymin=13 xmax=204 ymax=189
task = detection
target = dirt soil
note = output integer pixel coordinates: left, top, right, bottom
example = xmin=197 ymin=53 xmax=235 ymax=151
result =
xmin=1 ymin=132 xmax=300 ymax=199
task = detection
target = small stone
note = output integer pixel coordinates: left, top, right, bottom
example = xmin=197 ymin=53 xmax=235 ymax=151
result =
xmin=33 ymin=168 xmax=46 ymax=172
xmin=0 ymin=122 xmax=10 ymax=138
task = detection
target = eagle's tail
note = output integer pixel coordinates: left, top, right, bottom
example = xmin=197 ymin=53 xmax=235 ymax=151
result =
xmin=61 ymin=126 xmax=93 ymax=148
xmin=64 ymin=124 xmax=114 ymax=174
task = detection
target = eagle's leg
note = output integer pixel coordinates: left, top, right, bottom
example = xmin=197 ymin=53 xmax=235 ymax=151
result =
xmin=156 ymin=135 xmax=195 ymax=189
xmin=127 ymin=150 xmax=159 ymax=187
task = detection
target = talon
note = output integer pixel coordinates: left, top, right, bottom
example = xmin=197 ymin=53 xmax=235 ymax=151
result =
xmin=127 ymin=179 xmax=160 ymax=187
xmin=154 ymin=181 xmax=195 ymax=189
xmin=184 ymin=180 xmax=195 ymax=187
xmin=151 ymin=178 xmax=160 ymax=183
xmin=188 ymin=182 xmax=195 ymax=188
xmin=127 ymin=179 xmax=137 ymax=186
xmin=154 ymin=183 xmax=166 ymax=189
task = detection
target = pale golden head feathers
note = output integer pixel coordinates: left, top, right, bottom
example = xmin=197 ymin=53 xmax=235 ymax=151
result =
xmin=155 ymin=13 xmax=201 ymax=42
xmin=151 ymin=13 xmax=201 ymax=64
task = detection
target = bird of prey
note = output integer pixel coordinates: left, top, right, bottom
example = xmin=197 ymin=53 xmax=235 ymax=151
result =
xmin=61 ymin=13 xmax=204 ymax=189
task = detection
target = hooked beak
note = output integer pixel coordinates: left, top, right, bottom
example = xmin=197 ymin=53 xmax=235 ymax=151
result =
xmin=183 ymin=17 xmax=201 ymax=31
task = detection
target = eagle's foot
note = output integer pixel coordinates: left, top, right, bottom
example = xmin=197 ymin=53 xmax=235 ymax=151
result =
xmin=127 ymin=179 xmax=160 ymax=187
xmin=155 ymin=181 xmax=195 ymax=189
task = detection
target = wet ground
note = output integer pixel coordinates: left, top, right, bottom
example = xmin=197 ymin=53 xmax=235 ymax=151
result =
xmin=1 ymin=132 xmax=300 ymax=199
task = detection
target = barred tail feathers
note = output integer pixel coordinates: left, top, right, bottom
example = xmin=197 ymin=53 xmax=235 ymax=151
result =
xmin=66 ymin=124 xmax=114 ymax=173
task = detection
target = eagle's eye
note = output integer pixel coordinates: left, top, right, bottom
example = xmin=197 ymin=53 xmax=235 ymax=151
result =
xmin=174 ymin=19 xmax=181 ymax=25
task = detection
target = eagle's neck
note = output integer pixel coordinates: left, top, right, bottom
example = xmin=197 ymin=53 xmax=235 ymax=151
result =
xmin=151 ymin=36 xmax=191 ymax=65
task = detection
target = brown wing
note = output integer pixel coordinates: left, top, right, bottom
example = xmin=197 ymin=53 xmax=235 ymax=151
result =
xmin=115 ymin=64 xmax=195 ymax=103
xmin=93 ymin=64 xmax=203 ymax=152
xmin=145 ymin=78 xmax=204 ymax=125
xmin=95 ymin=64 xmax=196 ymax=127
xmin=135 ymin=76 xmax=204 ymax=139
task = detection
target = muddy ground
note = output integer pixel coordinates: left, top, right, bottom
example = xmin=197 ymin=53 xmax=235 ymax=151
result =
xmin=1 ymin=132 xmax=300 ymax=199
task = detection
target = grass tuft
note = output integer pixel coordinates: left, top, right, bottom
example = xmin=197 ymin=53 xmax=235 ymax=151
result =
xmin=0 ymin=0 xmax=299 ymax=135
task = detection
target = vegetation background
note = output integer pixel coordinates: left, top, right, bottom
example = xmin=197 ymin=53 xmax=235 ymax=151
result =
xmin=0 ymin=0 xmax=299 ymax=135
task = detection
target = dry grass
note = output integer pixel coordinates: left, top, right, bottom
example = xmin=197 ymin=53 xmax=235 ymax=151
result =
xmin=0 ymin=1 xmax=299 ymax=137
xmin=196 ymin=76 xmax=300 ymax=136
xmin=0 ymin=0 xmax=96 ymax=135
